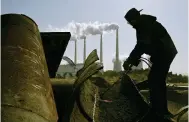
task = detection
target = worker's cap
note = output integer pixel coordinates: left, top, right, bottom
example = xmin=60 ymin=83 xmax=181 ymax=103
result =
xmin=124 ymin=8 xmax=143 ymax=22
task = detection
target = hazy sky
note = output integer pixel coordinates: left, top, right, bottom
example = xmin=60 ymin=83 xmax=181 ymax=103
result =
xmin=2 ymin=0 xmax=188 ymax=75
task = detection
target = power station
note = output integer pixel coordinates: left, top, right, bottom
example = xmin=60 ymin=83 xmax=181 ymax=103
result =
xmin=57 ymin=28 xmax=143 ymax=77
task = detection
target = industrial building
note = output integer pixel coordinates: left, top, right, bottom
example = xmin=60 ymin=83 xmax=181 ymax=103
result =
xmin=56 ymin=63 xmax=84 ymax=77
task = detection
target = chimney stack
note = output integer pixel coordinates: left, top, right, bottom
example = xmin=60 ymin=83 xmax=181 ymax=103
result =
xmin=100 ymin=34 xmax=103 ymax=64
xmin=83 ymin=37 xmax=86 ymax=63
xmin=74 ymin=40 xmax=77 ymax=64
xmin=113 ymin=28 xmax=122 ymax=72
xmin=116 ymin=28 xmax=119 ymax=61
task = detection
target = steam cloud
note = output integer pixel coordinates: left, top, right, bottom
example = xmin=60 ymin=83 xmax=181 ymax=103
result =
xmin=46 ymin=21 xmax=119 ymax=41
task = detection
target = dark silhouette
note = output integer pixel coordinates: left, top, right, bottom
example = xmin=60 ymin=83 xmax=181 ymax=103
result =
xmin=123 ymin=8 xmax=178 ymax=122
xmin=41 ymin=32 xmax=71 ymax=78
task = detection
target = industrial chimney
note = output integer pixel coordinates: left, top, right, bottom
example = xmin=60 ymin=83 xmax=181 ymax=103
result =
xmin=83 ymin=37 xmax=86 ymax=63
xmin=74 ymin=40 xmax=77 ymax=64
xmin=115 ymin=29 xmax=119 ymax=61
xmin=113 ymin=28 xmax=122 ymax=72
xmin=100 ymin=34 xmax=103 ymax=64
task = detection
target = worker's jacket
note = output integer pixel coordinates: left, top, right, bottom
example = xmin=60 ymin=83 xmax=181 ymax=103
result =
xmin=127 ymin=14 xmax=178 ymax=66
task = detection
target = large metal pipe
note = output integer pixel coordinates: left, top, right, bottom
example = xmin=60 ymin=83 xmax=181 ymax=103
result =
xmin=100 ymin=34 xmax=103 ymax=64
xmin=1 ymin=14 xmax=58 ymax=122
xmin=83 ymin=37 xmax=86 ymax=63
xmin=74 ymin=40 xmax=77 ymax=64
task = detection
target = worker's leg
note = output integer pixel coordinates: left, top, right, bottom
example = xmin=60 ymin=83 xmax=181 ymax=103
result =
xmin=148 ymin=56 xmax=174 ymax=116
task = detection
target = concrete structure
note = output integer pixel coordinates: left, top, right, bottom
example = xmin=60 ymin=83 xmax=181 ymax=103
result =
xmin=113 ymin=28 xmax=122 ymax=72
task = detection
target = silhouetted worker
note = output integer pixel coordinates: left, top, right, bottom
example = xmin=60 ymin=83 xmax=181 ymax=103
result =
xmin=123 ymin=8 xmax=178 ymax=122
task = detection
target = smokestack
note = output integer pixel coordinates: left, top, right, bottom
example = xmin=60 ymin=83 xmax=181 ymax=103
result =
xmin=116 ymin=28 xmax=119 ymax=60
xmin=74 ymin=40 xmax=77 ymax=64
xmin=113 ymin=28 xmax=122 ymax=72
xmin=100 ymin=34 xmax=103 ymax=64
xmin=83 ymin=37 xmax=86 ymax=63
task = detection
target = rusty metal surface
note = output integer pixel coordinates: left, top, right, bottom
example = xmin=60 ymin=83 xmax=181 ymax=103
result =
xmin=1 ymin=14 xmax=58 ymax=122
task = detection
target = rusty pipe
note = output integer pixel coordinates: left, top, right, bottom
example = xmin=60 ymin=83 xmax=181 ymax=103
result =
xmin=1 ymin=14 xmax=58 ymax=122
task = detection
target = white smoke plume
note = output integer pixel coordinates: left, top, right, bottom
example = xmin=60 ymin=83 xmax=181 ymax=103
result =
xmin=46 ymin=21 xmax=119 ymax=41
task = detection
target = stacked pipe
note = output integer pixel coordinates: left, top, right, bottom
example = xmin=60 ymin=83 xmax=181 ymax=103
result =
xmin=1 ymin=14 xmax=58 ymax=122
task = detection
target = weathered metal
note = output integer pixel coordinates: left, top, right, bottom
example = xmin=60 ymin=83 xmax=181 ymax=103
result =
xmin=70 ymin=81 xmax=100 ymax=122
xmin=1 ymin=14 xmax=58 ymax=122
xmin=74 ymin=49 xmax=102 ymax=89
xmin=62 ymin=49 xmax=102 ymax=122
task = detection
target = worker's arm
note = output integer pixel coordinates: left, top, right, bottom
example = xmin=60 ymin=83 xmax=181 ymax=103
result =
xmin=127 ymin=42 xmax=144 ymax=66
xmin=127 ymin=30 xmax=148 ymax=66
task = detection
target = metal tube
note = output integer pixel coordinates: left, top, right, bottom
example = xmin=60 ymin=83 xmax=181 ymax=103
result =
xmin=1 ymin=14 xmax=58 ymax=122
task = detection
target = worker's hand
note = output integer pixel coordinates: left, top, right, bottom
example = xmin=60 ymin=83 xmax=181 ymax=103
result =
xmin=123 ymin=60 xmax=132 ymax=71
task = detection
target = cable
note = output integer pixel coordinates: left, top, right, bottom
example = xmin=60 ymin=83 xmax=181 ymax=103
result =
xmin=139 ymin=59 xmax=152 ymax=68
xmin=139 ymin=57 xmax=152 ymax=68
xmin=140 ymin=57 xmax=152 ymax=64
